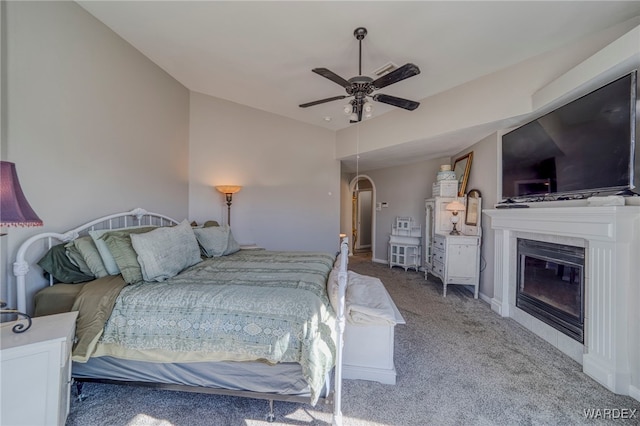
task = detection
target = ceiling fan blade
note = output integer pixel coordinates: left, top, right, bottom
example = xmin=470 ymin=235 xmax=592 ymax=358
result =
xmin=299 ymin=95 xmax=347 ymax=108
xmin=312 ymin=68 xmax=351 ymax=88
xmin=373 ymin=94 xmax=420 ymax=111
xmin=372 ymin=63 xmax=420 ymax=89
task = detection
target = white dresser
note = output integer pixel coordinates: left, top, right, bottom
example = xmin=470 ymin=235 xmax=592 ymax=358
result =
xmin=425 ymin=197 xmax=482 ymax=298
xmin=1 ymin=311 xmax=78 ymax=426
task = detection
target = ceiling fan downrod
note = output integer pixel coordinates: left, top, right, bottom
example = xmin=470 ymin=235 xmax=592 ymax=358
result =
xmin=354 ymin=27 xmax=367 ymax=76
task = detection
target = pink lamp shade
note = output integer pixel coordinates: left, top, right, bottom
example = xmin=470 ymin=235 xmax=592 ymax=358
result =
xmin=0 ymin=161 xmax=43 ymax=227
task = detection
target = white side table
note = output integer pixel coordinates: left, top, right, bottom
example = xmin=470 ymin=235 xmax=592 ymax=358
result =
xmin=1 ymin=311 xmax=78 ymax=426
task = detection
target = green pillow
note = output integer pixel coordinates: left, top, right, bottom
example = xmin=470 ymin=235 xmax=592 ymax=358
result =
xmin=73 ymin=236 xmax=109 ymax=278
xmin=37 ymin=244 xmax=95 ymax=284
xmin=89 ymin=226 xmax=156 ymax=275
xmin=64 ymin=241 xmax=94 ymax=277
xmin=101 ymin=227 xmax=156 ymax=284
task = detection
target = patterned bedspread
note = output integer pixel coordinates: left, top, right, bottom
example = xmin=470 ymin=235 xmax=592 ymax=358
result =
xmin=92 ymin=250 xmax=337 ymax=403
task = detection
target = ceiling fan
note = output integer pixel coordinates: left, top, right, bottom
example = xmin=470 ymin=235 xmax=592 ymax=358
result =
xmin=299 ymin=27 xmax=421 ymax=123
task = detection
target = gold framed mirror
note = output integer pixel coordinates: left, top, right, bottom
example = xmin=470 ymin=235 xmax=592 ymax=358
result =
xmin=453 ymin=152 xmax=473 ymax=197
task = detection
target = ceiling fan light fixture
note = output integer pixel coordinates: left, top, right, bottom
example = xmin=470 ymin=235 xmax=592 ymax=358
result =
xmin=299 ymin=27 xmax=420 ymax=123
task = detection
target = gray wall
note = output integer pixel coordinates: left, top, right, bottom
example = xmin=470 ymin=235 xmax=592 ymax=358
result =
xmin=2 ymin=1 xmax=190 ymax=309
xmin=354 ymin=156 xmax=449 ymax=263
xmin=188 ymin=92 xmax=340 ymax=253
xmin=451 ymin=133 xmax=499 ymax=300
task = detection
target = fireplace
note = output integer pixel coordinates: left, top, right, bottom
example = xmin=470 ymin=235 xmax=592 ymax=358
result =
xmin=486 ymin=205 xmax=640 ymax=400
xmin=516 ymin=239 xmax=585 ymax=343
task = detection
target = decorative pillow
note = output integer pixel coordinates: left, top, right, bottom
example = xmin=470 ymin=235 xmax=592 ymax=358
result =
xmin=64 ymin=241 xmax=95 ymax=277
xmin=101 ymin=227 xmax=156 ymax=284
xmin=37 ymin=244 xmax=95 ymax=284
xmin=89 ymin=226 xmax=154 ymax=275
xmin=131 ymin=220 xmax=202 ymax=282
xmin=193 ymin=225 xmax=230 ymax=257
xmin=73 ymin=236 xmax=109 ymax=278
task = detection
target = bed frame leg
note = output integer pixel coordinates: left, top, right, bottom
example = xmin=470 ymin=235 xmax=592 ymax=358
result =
xmin=265 ymin=399 xmax=275 ymax=423
xmin=74 ymin=380 xmax=86 ymax=402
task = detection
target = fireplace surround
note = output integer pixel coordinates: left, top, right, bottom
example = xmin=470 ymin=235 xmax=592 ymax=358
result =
xmin=486 ymin=204 xmax=640 ymax=402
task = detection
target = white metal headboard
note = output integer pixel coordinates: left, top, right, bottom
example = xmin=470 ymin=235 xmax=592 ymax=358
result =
xmin=13 ymin=207 xmax=179 ymax=313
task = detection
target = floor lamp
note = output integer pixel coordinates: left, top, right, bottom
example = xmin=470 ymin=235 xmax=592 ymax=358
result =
xmin=215 ymin=185 xmax=242 ymax=226
xmin=1 ymin=161 xmax=43 ymax=332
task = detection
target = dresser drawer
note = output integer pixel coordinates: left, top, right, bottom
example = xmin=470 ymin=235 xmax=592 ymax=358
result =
xmin=446 ymin=275 xmax=477 ymax=285
xmin=433 ymin=235 xmax=445 ymax=249
xmin=432 ymin=248 xmax=445 ymax=263
xmin=432 ymin=261 xmax=444 ymax=278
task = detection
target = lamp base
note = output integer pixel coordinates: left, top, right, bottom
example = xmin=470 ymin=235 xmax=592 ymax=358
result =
xmin=449 ymin=229 xmax=460 ymax=235
xmin=0 ymin=302 xmax=32 ymax=333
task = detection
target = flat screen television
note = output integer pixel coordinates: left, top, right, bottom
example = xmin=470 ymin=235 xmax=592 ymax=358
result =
xmin=501 ymin=71 xmax=638 ymax=201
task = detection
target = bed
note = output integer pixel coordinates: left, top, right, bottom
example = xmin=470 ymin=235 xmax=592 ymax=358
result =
xmin=13 ymin=208 xmax=349 ymax=425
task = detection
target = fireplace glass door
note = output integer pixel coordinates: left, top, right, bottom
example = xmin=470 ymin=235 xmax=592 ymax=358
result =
xmin=516 ymin=239 xmax=585 ymax=342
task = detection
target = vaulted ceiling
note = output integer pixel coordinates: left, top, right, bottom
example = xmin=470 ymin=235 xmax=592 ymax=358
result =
xmin=77 ymin=1 xmax=640 ymax=167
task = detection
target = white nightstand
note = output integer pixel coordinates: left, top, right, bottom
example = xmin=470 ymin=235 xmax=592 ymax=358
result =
xmin=1 ymin=311 xmax=78 ymax=426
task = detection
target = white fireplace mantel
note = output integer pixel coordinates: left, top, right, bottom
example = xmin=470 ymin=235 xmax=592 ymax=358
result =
xmin=486 ymin=205 xmax=640 ymax=402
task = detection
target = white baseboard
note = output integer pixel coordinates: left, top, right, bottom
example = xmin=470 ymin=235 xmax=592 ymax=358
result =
xmin=342 ymin=364 xmax=397 ymax=385
xmin=372 ymin=257 xmax=387 ymax=264
xmin=629 ymin=384 xmax=640 ymax=403
xmin=478 ymin=292 xmax=491 ymax=305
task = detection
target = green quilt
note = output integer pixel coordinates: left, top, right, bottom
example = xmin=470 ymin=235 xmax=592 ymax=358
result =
xmin=93 ymin=250 xmax=337 ymax=403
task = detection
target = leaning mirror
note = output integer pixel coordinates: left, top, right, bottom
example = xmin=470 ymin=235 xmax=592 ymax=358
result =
xmin=465 ymin=189 xmax=481 ymax=226
xmin=453 ymin=152 xmax=473 ymax=197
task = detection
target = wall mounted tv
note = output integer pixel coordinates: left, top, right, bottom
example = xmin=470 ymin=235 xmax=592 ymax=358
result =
xmin=501 ymin=71 xmax=638 ymax=201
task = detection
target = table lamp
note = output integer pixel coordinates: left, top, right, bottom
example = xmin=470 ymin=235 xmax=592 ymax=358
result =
xmin=446 ymin=200 xmax=465 ymax=235
xmin=1 ymin=161 xmax=42 ymax=332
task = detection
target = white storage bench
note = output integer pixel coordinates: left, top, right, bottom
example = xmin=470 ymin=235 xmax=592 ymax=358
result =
xmin=342 ymin=282 xmax=405 ymax=384
xmin=328 ymin=267 xmax=405 ymax=384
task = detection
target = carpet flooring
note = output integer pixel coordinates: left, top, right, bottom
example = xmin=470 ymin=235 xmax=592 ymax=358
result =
xmin=66 ymin=254 xmax=640 ymax=425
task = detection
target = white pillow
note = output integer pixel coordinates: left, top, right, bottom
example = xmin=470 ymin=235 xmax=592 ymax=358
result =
xmin=131 ymin=220 xmax=202 ymax=282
